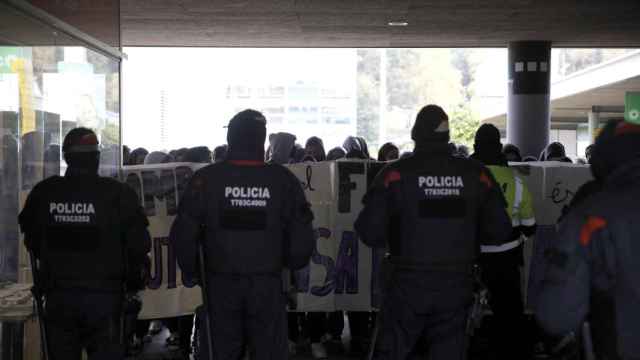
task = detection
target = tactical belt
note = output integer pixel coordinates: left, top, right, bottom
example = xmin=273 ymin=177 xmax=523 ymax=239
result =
xmin=389 ymin=257 xmax=474 ymax=274
xmin=48 ymin=279 xmax=123 ymax=292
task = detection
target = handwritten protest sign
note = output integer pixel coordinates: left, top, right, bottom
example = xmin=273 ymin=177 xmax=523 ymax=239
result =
xmin=15 ymin=160 xmax=593 ymax=319
xmin=512 ymin=162 xmax=593 ymax=308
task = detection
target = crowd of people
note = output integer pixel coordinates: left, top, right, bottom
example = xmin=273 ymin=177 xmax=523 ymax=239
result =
xmin=123 ymin=133 xmax=587 ymax=171
xmin=119 ymin=110 xmax=597 ymax=360
xmin=18 ymin=104 xmax=640 ymax=360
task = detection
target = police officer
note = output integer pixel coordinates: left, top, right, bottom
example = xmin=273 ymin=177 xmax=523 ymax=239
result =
xmin=471 ymin=124 xmax=537 ymax=360
xmin=537 ymin=119 xmax=640 ymax=360
xmin=171 ymin=109 xmax=315 ymax=360
xmin=355 ymin=105 xmax=512 ymax=360
xmin=18 ymin=127 xmax=151 ymax=360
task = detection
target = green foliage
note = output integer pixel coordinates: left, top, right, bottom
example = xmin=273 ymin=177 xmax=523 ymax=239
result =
xmin=449 ymin=104 xmax=480 ymax=148
xmin=356 ymin=49 xmax=381 ymax=149
xmin=100 ymin=121 xmax=119 ymax=147
xmin=356 ymin=48 xmax=483 ymax=151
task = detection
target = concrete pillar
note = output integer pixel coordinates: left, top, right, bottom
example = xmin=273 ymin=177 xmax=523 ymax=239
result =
xmin=507 ymin=41 xmax=552 ymax=158
xmin=588 ymin=111 xmax=600 ymax=144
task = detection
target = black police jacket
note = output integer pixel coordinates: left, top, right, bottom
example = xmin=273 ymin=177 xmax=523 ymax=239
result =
xmin=355 ymin=144 xmax=512 ymax=272
xmin=170 ymin=160 xmax=314 ymax=278
xmin=537 ymin=159 xmax=640 ymax=359
xmin=18 ymin=171 xmax=151 ymax=292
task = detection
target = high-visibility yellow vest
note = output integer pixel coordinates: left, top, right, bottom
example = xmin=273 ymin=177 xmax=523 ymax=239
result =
xmin=481 ymin=165 xmax=536 ymax=253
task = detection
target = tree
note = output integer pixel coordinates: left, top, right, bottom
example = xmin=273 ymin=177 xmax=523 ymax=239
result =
xmin=386 ymin=49 xmax=462 ymax=112
xmin=100 ymin=121 xmax=119 ymax=147
xmin=449 ymin=104 xmax=480 ymax=148
xmin=450 ymin=49 xmax=482 ymax=147
xmin=356 ymin=49 xmax=381 ymax=149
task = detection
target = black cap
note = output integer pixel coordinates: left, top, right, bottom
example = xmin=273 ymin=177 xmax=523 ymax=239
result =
xmin=474 ymin=124 xmax=501 ymax=145
xmin=62 ymin=127 xmax=99 ymax=154
xmin=412 ymin=105 xmax=450 ymax=143
xmin=227 ymin=109 xmax=266 ymax=129
xmin=226 ymin=109 xmax=267 ymax=160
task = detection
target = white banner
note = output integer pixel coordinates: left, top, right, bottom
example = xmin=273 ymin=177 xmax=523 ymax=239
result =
xmin=510 ymin=161 xmax=593 ymax=308
xmin=124 ymin=161 xmax=386 ymax=319
xmin=14 ymin=160 xmax=595 ymax=319
xmin=122 ymin=163 xmax=205 ymax=319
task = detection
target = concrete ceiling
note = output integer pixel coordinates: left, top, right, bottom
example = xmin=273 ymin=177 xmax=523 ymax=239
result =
xmin=120 ymin=0 xmax=640 ymax=48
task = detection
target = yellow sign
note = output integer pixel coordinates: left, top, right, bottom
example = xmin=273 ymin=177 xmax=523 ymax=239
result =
xmin=10 ymin=58 xmax=35 ymax=134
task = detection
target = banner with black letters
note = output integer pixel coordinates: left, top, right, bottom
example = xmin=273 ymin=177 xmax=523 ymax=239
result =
xmin=111 ymin=161 xmax=592 ymax=318
xmin=123 ymin=161 xmax=385 ymax=319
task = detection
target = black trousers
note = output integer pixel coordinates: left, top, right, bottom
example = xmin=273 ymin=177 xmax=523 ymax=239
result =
xmin=328 ymin=311 xmax=345 ymax=339
xmin=288 ymin=312 xmax=326 ymax=343
xmin=481 ymin=248 xmax=529 ymax=360
xmin=206 ymin=274 xmax=288 ymax=360
xmin=373 ymin=271 xmax=472 ymax=360
xmin=46 ymin=290 xmax=123 ymax=360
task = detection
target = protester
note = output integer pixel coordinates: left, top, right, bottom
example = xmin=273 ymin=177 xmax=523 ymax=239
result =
xmin=174 ymin=148 xmax=189 ymax=163
xmin=356 ymin=137 xmax=372 ymax=159
xmin=472 ymin=124 xmax=537 ymax=360
xmin=537 ymin=119 xmax=640 ymax=360
xmin=269 ymin=132 xmax=297 ymax=164
xmin=305 ymin=136 xmax=327 ymax=162
xmin=213 ymin=145 xmax=228 ymax=163
xmin=457 ymin=144 xmax=470 ymax=158
xmin=123 ymin=145 xmax=131 ymax=166
xmin=144 ymin=151 xmax=173 ymax=165
xmin=355 ymin=105 xmax=512 ymax=360
xmin=19 ymin=128 xmax=151 ymax=359
xmin=540 ymin=142 xmax=567 ymax=161
xmin=502 ymin=144 xmax=522 ymax=162
xmin=293 ymin=144 xmax=306 ymax=163
xmin=184 ymin=146 xmax=213 ymax=163
xmin=171 ymin=110 xmax=314 ymax=359
xmin=377 ymin=142 xmax=399 ymax=162
xmin=327 ymin=147 xmax=346 ymax=161
xmin=130 ymin=147 xmax=149 ymax=165
xmin=343 ymin=136 xmax=367 ymax=159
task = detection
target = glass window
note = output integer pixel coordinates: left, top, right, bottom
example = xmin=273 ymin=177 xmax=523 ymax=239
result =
xmin=0 ymin=3 xmax=121 ymax=282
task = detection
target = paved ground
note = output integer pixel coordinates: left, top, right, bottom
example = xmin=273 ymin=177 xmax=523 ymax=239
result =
xmin=132 ymin=316 xmax=547 ymax=360
xmin=135 ymin=326 xmax=360 ymax=360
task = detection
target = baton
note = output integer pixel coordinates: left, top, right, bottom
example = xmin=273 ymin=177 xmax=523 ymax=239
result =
xmin=582 ymin=322 xmax=596 ymax=360
xmin=28 ymin=251 xmax=50 ymax=360
xmin=367 ymin=312 xmax=380 ymax=360
xmin=368 ymin=253 xmax=392 ymax=360
xmin=197 ymin=238 xmax=215 ymax=360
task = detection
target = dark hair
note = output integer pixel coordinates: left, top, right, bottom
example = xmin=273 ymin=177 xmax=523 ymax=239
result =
xmin=213 ymin=145 xmax=228 ymax=163
xmin=184 ymin=146 xmax=212 ymax=163
xmin=502 ymin=144 xmax=522 ymax=162
xmin=378 ymin=142 xmax=399 ymax=161
xmin=130 ymin=148 xmax=149 ymax=165
xmin=327 ymin=147 xmax=346 ymax=161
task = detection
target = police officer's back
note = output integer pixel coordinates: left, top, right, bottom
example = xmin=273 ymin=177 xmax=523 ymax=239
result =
xmin=355 ymin=105 xmax=512 ymax=360
xmin=537 ymin=120 xmax=640 ymax=360
xmin=171 ymin=110 xmax=315 ymax=360
xmin=18 ymin=128 xmax=151 ymax=360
